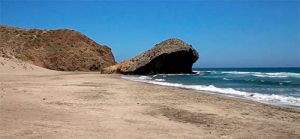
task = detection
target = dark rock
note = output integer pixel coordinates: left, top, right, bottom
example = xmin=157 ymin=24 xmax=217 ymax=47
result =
xmin=104 ymin=38 xmax=199 ymax=74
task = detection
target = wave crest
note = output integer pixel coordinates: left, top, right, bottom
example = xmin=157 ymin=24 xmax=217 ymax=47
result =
xmin=122 ymin=75 xmax=300 ymax=108
xmin=221 ymin=71 xmax=300 ymax=78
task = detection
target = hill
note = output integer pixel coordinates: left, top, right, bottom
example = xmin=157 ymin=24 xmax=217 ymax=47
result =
xmin=0 ymin=25 xmax=116 ymax=71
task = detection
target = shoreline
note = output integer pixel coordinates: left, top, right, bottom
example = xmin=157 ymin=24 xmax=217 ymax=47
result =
xmin=1 ymin=72 xmax=300 ymax=138
xmin=121 ymin=74 xmax=300 ymax=109
xmin=120 ymin=74 xmax=300 ymax=112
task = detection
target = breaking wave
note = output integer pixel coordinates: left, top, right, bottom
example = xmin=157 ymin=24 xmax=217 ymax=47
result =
xmin=122 ymin=75 xmax=300 ymax=108
xmin=221 ymin=71 xmax=300 ymax=78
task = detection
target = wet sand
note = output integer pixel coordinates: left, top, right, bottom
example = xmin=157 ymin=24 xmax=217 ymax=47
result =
xmin=0 ymin=70 xmax=299 ymax=138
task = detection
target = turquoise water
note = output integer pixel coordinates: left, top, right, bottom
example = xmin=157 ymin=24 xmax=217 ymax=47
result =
xmin=123 ymin=68 xmax=300 ymax=108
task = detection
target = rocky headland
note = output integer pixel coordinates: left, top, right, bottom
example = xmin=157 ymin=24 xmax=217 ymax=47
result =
xmin=1 ymin=25 xmax=199 ymax=75
xmin=104 ymin=38 xmax=199 ymax=74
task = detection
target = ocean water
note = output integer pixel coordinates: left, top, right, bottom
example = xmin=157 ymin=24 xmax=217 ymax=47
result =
xmin=122 ymin=68 xmax=300 ymax=108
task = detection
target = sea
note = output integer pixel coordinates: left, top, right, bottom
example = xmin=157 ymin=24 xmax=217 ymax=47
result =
xmin=122 ymin=67 xmax=300 ymax=108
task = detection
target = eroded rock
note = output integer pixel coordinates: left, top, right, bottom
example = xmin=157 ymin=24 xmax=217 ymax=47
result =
xmin=104 ymin=38 xmax=199 ymax=74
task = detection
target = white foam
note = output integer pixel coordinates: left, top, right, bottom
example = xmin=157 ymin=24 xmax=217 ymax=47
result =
xmin=222 ymin=71 xmax=300 ymax=78
xmin=223 ymin=78 xmax=232 ymax=80
xmin=138 ymin=76 xmax=152 ymax=80
xmin=254 ymin=74 xmax=287 ymax=78
xmin=222 ymin=71 xmax=253 ymax=75
xmin=122 ymin=75 xmax=300 ymax=108
xmin=155 ymin=79 xmax=166 ymax=82
xmin=193 ymin=71 xmax=201 ymax=74
xmin=193 ymin=70 xmax=217 ymax=74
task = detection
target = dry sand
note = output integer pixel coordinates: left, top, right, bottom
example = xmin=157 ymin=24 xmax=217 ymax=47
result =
xmin=0 ymin=58 xmax=300 ymax=138
xmin=0 ymin=57 xmax=50 ymax=73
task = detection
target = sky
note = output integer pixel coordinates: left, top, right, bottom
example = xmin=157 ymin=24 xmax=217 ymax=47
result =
xmin=0 ymin=0 xmax=299 ymax=68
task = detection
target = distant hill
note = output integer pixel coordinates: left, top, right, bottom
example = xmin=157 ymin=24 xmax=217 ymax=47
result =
xmin=0 ymin=25 xmax=116 ymax=71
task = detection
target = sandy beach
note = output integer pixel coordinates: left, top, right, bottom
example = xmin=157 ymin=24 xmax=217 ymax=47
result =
xmin=0 ymin=60 xmax=300 ymax=139
xmin=1 ymin=1 xmax=299 ymax=138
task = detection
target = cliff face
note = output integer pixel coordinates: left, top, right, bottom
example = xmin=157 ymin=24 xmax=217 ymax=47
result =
xmin=104 ymin=38 xmax=199 ymax=74
xmin=0 ymin=25 xmax=116 ymax=71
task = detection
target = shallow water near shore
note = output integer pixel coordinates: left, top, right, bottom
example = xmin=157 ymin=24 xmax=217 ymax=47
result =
xmin=123 ymin=67 xmax=300 ymax=108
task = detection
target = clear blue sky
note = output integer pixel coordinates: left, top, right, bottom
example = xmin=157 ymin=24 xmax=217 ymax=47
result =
xmin=1 ymin=0 xmax=299 ymax=68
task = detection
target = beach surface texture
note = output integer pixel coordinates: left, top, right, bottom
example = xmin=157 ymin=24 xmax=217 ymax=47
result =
xmin=0 ymin=58 xmax=300 ymax=139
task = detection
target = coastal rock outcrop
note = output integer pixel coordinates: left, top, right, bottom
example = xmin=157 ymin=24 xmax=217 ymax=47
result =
xmin=0 ymin=25 xmax=116 ymax=71
xmin=104 ymin=38 xmax=199 ymax=74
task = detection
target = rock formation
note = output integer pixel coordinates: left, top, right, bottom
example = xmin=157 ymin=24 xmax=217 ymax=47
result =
xmin=104 ymin=38 xmax=199 ymax=74
xmin=0 ymin=25 xmax=116 ymax=71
